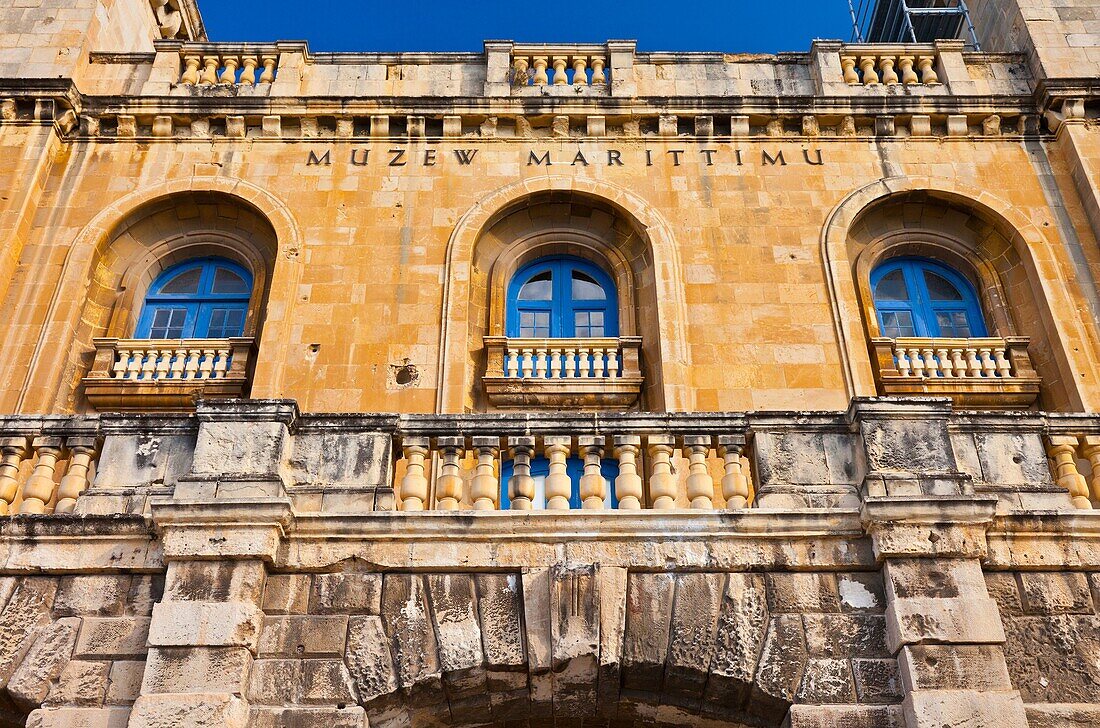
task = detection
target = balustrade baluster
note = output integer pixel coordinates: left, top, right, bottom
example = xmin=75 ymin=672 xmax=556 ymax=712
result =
xmin=993 ymin=349 xmax=1012 ymax=378
xmin=508 ymin=438 xmax=536 ymax=510
xmin=240 ymin=56 xmax=258 ymax=86
xmin=126 ymin=350 xmax=143 ymax=379
xmin=398 ymin=438 xmax=430 ymax=511
xmin=198 ymin=348 xmax=215 ymax=379
xmin=950 ymin=349 xmax=967 ymax=377
xmin=606 ymin=348 xmax=620 ymax=379
xmin=718 ymin=437 xmax=750 ymax=509
xmin=1048 ymin=437 xmax=1092 ymax=509
xmin=154 ymin=350 xmax=171 ymax=380
xmin=936 ymin=348 xmax=953 ymax=377
xmin=183 ymin=349 xmax=202 ymax=379
xmin=219 ymin=56 xmax=239 ymax=84
xmin=211 ymin=348 xmax=229 ymax=379
xmin=1082 ymin=436 xmax=1100 ymax=505
xmin=168 ymin=348 xmax=185 ymax=379
xmin=965 ymin=348 xmax=982 ymax=377
xmin=898 ymin=56 xmax=919 ymax=84
xmin=577 ymin=347 xmax=592 ymax=377
xmin=140 ymin=350 xmax=158 ymax=379
xmin=978 ymin=348 xmax=996 ymax=378
xmin=520 ymin=348 xmax=534 ymax=378
xmin=0 ymin=439 xmax=28 ymax=516
xmin=200 ymin=55 xmax=220 ymax=85
xmin=55 ymin=439 xmax=96 ymax=514
xmin=470 ymin=438 xmax=500 ymax=511
xmin=647 ymin=436 xmax=677 ymax=510
xmin=549 ymin=349 xmax=562 ymax=379
xmin=535 ymin=348 xmax=548 ymax=379
xmin=435 ymin=438 xmax=464 ymax=510
xmin=512 ymin=56 xmax=530 ymax=87
xmin=879 ymin=56 xmax=899 ymax=85
xmin=841 ymin=56 xmax=859 ymax=85
xmin=552 ymin=57 xmax=568 ymax=85
xmin=259 ymin=56 xmax=277 ymax=84
xmin=572 ymin=57 xmax=588 ymax=86
xmin=683 ymin=436 xmax=715 ymax=510
xmin=563 ymin=348 xmax=577 ymax=378
xmin=896 ymin=347 xmax=912 ymax=377
xmin=181 ymin=55 xmax=201 ymax=85
xmin=908 ymin=348 xmax=925 ymax=378
xmin=613 ymin=436 xmax=643 ymax=510
xmin=921 ymin=348 xmax=937 ymax=377
xmin=533 ymin=57 xmax=549 ymax=86
xmin=20 ymin=439 xmax=62 ymax=514
xmin=544 ymin=437 xmax=572 ymax=510
xmin=113 ymin=349 xmax=130 ymax=379
xmin=578 ymin=437 xmax=606 ymax=509
xmin=591 ymin=57 xmax=607 ymax=86
xmin=917 ymin=56 xmax=939 ymax=84
xmin=506 ymin=347 xmax=519 ymax=378
xmin=859 ymin=56 xmax=880 ymax=85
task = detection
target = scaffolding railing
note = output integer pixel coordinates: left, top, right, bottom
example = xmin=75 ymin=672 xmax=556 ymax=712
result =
xmin=848 ymin=0 xmax=981 ymax=50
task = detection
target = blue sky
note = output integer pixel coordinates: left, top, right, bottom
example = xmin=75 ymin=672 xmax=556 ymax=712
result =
xmin=201 ymin=0 xmax=854 ymax=53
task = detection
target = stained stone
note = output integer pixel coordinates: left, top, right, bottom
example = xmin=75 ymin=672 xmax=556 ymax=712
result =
xmin=7 ymin=617 xmax=80 ymax=711
xmin=345 ymin=615 xmax=398 ymax=704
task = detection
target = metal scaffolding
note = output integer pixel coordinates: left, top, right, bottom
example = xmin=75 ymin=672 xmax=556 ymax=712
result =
xmin=848 ymin=0 xmax=981 ymax=50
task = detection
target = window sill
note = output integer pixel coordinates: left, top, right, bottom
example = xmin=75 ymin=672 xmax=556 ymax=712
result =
xmin=483 ymin=336 xmax=644 ymax=409
xmin=82 ymin=337 xmax=256 ymax=412
xmin=871 ymin=336 xmax=1041 ymax=409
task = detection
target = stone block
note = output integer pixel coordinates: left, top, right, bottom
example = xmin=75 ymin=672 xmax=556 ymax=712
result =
xmin=26 ymin=706 xmax=131 ymax=728
xmin=257 ymin=615 xmax=349 ymax=657
xmin=300 ymin=659 xmax=358 ymax=705
xmin=345 ymin=615 xmax=397 ymax=704
xmin=665 ymin=573 xmax=723 ymax=699
xmin=93 ymin=433 xmax=194 ymax=491
xmin=752 ymin=615 xmax=807 ymax=721
xmin=984 ymin=573 xmax=1025 ymax=617
xmin=53 ymin=576 xmax=129 ymax=617
xmin=474 ymin=573 xmax=524 ymax=669
xmin=148 ymin=601 xmax=263 ymax=648
xmin=126 ymin=576 xmax=164 ymax=618
xmin=903 ymin=689 xmax=1028 ymax=728
xmin=163 ymin=561 xmax=265 ymax=604
xmin=105 ymin=661 xmax=144 ymax=705
xmin=288 ymin=432 xmax=391 ymax=489
xmin=128 ymin=693 xmax=249 ymax=728
xmin=8 ymin=617 xmax=80 ymax=711
xmin=852 ymin=658 xmax=901 ymax=703
xmin=787 ymin=704 xmax=904 ymax=728
xmin=247 ymin=659 xmax=301 ymax=704
xmin=1002 ymin=615 xmax=1100 ymax=703
xmin=426 ymin=574 xmax=485 ymax=697
xmin=379 ymin=574 xmax=441 ymax=695
xmin=1019 ymin=572 xmax=1094 ymax=614
xmin=899 ymin=645 xmax=1011 ymax=692
xmin=262 ymin=574 xmax=311 ymax=615
xmin=884 ymin=558 xmax=987 ymax=601
xmin=796 ymin=658 xmax=854 ymax=704
xmin=803 ymin=614 xmax=888 ymax=658
xmin=887 ymin=597 xmax=1005 ymax=651
xmin=837 ymin=573 xmax=886 ymax=612
xmin=622 ymin=572 xmax=674 ymax=692
xmin=247 ymin=706 xmax=366 ymax=728
xmin=74 ymin=617 xmax=150 ymax=660
xmin=1026 ymin=705 xmax=1100 ymax=728
xmin=0 ymin=578 xmax=58 ymax=684
xmin=44 ymin=660 xmax=109 ymax=707
xmin=310 ymin=573 xmax=382 ymax=614
xmin=140 ymin=647 xmax=252 ymax=695
xmin=706 ymin=573 xmax=768 ymax=709
xmin=191 ymin=420 xmax=288 ymax=478
xmin=766 ymin=573 xmax=840 ymax=612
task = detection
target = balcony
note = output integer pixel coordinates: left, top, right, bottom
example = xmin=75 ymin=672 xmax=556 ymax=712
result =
xmin=483 ymin=336 xmax=643 ymax=409
xmin=81 ymin=337 xmax=256 ymax=412
xmin=871 ymin=336 xmax=1040 ymax=409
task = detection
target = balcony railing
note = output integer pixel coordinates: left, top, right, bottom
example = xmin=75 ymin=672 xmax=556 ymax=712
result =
xmin=839 ymin=46 xmax=940 ymax=85
xmin=483 ymin=336 xmax=644 ymax=409
xmin=0 ymin=416 xmax=99 ymax=515
xmin=82 ymin=337 xmax=255 ymax=412
xmin=871 ymin=336 xmax=1040 ymax=409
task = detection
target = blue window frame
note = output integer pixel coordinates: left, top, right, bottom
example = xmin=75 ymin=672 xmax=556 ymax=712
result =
xmin=506 ymin=256 xmax=618 ymax=338
xmin=871 ymin=257 xmax=987 ymax=338
xmin=136 ymin=258 xmax=252 ymax=340
xmin=500 ymin=457 xmax=620 ymax=510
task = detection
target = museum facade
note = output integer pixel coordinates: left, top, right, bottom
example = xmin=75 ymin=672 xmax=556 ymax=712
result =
xmin=1 ymin=0 xmax=1100 ymax=726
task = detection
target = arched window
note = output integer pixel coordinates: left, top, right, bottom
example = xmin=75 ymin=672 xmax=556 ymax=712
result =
xmin=871 ymin=257 xmax=987 ymax=338
xmin=136 ymin=258 xmax=252 ymax=339
xmin=507 ymin=256 xmax=618 ymax=338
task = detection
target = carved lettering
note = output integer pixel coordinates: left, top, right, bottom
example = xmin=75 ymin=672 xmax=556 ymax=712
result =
xmin=668 ymin=150 xmax=684 ymax=166
xmin=528 ymin=150 xmax=552 ymax=166
xmin=572 ymin=151 xmax=589 ymax=167
xmin=453 ymin=149 xmax=479 ymax=164
xmin=645 ymin=150 xmax=653 ymax=167
xmin=608 ymin=150 xmax=623 ymax=166
xmin=306 ymin=149 xmax=331 ymax=166
xmin=350 ymin=149 xmax=370 ymax=166
xmin=762 ymin=149 xmax=786 ymax=166
xmin=735 ymin=149 xmax=744 ymax=166
xmin=803 ymin=148 xmax=824 ymax=166
xmin=388 ymin=148 xmax=407 ymax=166
xmin=700 ymin=149 xmax=717 ymax=166
xmin=424 ymin=149 xmax=437 ymax=166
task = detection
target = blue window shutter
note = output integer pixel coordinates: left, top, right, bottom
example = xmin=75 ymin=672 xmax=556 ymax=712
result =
xmin=137 ymin=258 xmax=253 ymax=339
xmin=871 ymin=257 xmax=987 ymax=338
xmin=506 ymin=255 xmax=618 ymax=338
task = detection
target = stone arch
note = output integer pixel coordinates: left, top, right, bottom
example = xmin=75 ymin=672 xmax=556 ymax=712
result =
xmin=17 ymin=177 xmax=304 ymax=413
xmin=822 ymin=176 xmax=1100 ymax=411
xmin=437 ymin=176 xmax=693 ymax=413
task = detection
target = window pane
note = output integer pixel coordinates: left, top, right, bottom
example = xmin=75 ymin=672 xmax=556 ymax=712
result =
xmin=874 ymin=270 xmax=909 ymax=302
xmin=924 ymin=271 xmax=965 ymax=301
xmin=518 ymin=271 xmax=552 ymax=301
xmin=158 ymin=267 xmax=202 ymax=294
xmin=211 ymin=267 xmax=249 ymax=294
xmin=205 ymin=308 xmax=246 ymax=338
xmin=572 ymin=271 xmax=606 ymax=301
xmin=575 ymin=311 xmax=605 ymax=338
xmin=520 ymin=311 xmax=550 ymax=338
xmin=149 ymin=308 xmax=187 ymax=339
xmin=936 ymin=311 xmax=973 ymax=338
xmin=880 ymin=311 xmax=915 ymax=338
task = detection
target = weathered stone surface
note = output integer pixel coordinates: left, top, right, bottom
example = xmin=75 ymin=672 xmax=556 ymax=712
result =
xmin=0 ymin=578 xmax=58 ymax=685
xmin=474 ymin=573 xmax=524 ymax=669
xmin=705 ymin=572 xmax=769 ymax=711
xmin=257 ymin=615 xmax=349 ymax=657
xmin=301 ymin=659 xmax=358 ymax=705
xmin=796 ymin=658 xmax=855 ymax=704
xmin=247 ymin=659 xmax=301 ymax=704
xmin=105 ymin=661 xmax=144 ymax=705
xmin=140 ymin=647 xmax=252 ymax=695
xmin=26 ymin=705 xmax=132 ymax=728
xmin=44 ymin=660 xmax=109 ymax=707
xmin=622 ymin=572 xmax=674 ymax=692
xmin=1002 ymin=615 xmax=1100 ymax=703
xmin=903 ymin=689 xmax=1029 ymax=728
xmin=247 ymin=705 xmax=367 ymax=728
xmin=344 ymin=615 xmax=397 ymax=704
xmin=148 ymin=601 xmax=262 ymax=648
xmin=887 ymin=597 xmax=1005 ymax=651
xmin=984 ymin=573 xmax=1025 ymax=617
xmin=126 ymin=576 xmax=164 ymax=618
xmin=766 ymin=573 xmax=841 ymax=613
xmin=885 ymin=558 xmax=987 ymax=601
xmin=74 ymin=617 xmax=150 ymax=660
xmin=596 ymin=566 xmax=627 ymax=715
xmin=664 ymin=572 xmax=722 ymax=702
xmin=262 ymin=574 xmax=311 ymax=615
xmin=899 ymin=645 xmax=1011 ymax=692
xmin=163 ymin=561 xmax=265 ymax=604
xmin=803 ymin=614 xmax=888 ymax=658
xmin=1026 ymin=704 xmax=1100 ymax=728
xmin=549 ymin=565 xmax=599 ymax=717
xmin=7 ymin=616 xmax=80 ymax=711
xmin=1019 ymin=572 xmax=1094 ymax=615
xmin=837 ymin=573 xmax=886 ymax=612
xmin=787 ymin=704 xmax=904 ymax=728
xmin=53 ymin=577 xmax=129 ymax=618
xmin=129 ymin=693 xmax=249 ymax=728
xmin=425 ymin=574 xmax=484 ymax=697
xmin=379 ymin=574 xmax=441 ymax=697
xmin=310 ymin=573 xmax=382 ymax=615
xmin=751 ymin=614 xmax=806 ymax=720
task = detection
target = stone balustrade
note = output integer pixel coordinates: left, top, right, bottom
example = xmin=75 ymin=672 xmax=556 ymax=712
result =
xmin=483 ymin=336 xmax=644 ymax=408
xmin=840 ymin=47 xmax=940 ymax=86
xmin=871 ymin=336 xmax=1040 ymax=409
xmin=81 ymin=337 xmax=255 ymax=412
xmin=177 ymin=45 xmax=278 ymax=86
xmin=0 ymin=416 xmax=99 ymax=515
xmin=1043 ymin=416 xmax=1100 ymax=509
xmin=510 ymin=48 xmax=609 ymax=88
